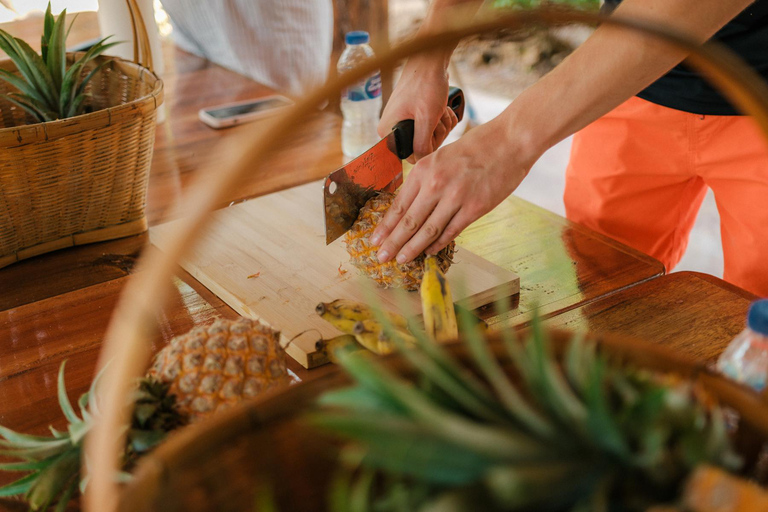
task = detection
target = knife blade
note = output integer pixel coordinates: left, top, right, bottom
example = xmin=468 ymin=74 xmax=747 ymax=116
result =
xmin=324 ymin=87 xmax=465 ymax=245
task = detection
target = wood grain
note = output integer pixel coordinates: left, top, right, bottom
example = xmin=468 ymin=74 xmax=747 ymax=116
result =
xmin=542 ymin=272 xmax=757 ymax=363
xmin=149 ymin=180 xmax=520 ymax=368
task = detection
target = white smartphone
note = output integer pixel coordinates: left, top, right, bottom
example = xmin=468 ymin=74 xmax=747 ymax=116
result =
xmin=198 ymin=95 xmax=294 ymax=129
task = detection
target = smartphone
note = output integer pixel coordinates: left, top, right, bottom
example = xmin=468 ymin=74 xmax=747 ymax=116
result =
xmin=198 ymin=95 xmax=294 ymax=129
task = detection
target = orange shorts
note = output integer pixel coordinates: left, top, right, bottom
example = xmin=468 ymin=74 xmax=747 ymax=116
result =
xmin=565 ymin=96 xmax=768 ymax=297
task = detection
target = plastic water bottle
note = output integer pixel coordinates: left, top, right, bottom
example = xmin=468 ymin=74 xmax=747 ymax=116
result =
xmin=717 ymin=299 xmax=768 ymax=391
xmin=338 ymin=31 xmax=382 ymax=158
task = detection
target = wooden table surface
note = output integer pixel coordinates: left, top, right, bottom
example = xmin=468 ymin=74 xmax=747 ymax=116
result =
xmin=0 ymin=12 xmax=755 ymax=510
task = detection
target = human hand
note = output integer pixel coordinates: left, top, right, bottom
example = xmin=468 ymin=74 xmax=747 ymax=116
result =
xmin=369 ymin=114 xmax=537 ymax=264
xmin=378 ymin=55 xmax=457 ymax=162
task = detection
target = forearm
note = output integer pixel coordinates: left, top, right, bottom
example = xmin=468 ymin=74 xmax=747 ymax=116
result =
xmin=500 ymin=0 xmax=755 ymax=166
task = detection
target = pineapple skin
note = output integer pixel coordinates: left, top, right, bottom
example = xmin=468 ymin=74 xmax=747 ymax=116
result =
xmin=148 ymin=318 xmax=289 ymax=421
xmin=344 ymin=192 xmax=455 ymax=291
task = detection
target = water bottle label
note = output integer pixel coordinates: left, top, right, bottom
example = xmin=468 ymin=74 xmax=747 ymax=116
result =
xmin=344 ymin=73 xmax=382 ymax=101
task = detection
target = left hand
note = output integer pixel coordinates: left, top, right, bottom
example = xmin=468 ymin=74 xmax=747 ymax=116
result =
xmin=369 ymin=114 xmax=536 ymax=264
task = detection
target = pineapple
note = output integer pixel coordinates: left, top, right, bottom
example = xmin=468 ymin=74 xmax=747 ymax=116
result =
xmin=345 ymin=192 xmax=455 ymax=291
xmin=0 ymin=317 xmax=289 ymax=510
xmin=147 ymin=317 xmax=289 ymax=421
xmin=311 ymin=313 xmax=744 ymax=511
xmin=0 ymin=3 xmax=119 ymax=123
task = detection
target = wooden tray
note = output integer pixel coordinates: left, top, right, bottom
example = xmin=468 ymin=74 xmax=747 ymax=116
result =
xmin=150 ymin=181 xmax=520 ymax=368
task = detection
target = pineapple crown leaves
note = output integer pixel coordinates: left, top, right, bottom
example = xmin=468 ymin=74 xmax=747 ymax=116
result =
xmin=309 ymin=304 xmax=742 ymax=512
xmin=0 ymin=2 xmax=121 ymax=123
xmin=0 ymin=361 xmax=187 ymax=511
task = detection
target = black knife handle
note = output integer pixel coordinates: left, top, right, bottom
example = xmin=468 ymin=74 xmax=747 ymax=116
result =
xmin=392 ymin=87 xmax=465 ymax=160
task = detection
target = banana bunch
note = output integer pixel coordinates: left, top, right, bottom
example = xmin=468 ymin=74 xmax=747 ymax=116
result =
xmin=316 ymin=255 xmax=471 ymax=360
xmin=315 ymin=300 xmax=414 ymax=356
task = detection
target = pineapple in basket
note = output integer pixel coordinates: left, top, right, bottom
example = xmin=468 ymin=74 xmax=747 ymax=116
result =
xmin=0 ymin=317 xmax=288 ymax=510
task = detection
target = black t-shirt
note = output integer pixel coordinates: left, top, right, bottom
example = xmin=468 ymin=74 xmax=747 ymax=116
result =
xmin=606 ymin=0 xmax=768 ymax=115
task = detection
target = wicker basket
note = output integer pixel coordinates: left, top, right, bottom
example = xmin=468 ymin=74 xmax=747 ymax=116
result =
xmin=0 ymin=0 xmax=162 ymax=269
xmin=85 ymin=6 xmax=768 ymax=512
xmin=117 ymin=329 xmax=768 ymax=511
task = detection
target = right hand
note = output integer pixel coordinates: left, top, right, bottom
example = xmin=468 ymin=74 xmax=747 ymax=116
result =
xmin=378 ymin=55 xmax=457 ymax=162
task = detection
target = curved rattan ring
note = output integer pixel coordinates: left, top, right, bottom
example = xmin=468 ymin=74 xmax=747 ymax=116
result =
xmin=85 ymin=7 xmax=768 ymax=511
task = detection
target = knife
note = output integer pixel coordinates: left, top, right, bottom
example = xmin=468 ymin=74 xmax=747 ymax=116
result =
xmin=323 ymin=87 xmax=465 ymax=245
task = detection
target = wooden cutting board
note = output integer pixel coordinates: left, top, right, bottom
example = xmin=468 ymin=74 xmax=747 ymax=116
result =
xmin=150 ymin=181 xmax=519 ymax=368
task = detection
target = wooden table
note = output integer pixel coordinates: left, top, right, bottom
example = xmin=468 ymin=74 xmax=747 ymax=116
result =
xmin=3 ymin=12 xmax=755 ymax=510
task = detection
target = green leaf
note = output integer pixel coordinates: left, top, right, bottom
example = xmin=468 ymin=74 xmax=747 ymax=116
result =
xmin=57 ymin=361 xmax=81 ymax=425
xmin=41 ymin=2 xmax=54 ymax=62
xmin=584 ymin=358 xmax=630 ymax=459
xmin=0 ymin=472 xmax=38 ymax=497
xmin=460 ymin=313 xmax=554 ymax=439
xmin=334 ymin=351 xmax=550 ymax=462
xmin=318 ymin=386 xmax=406 ymax=416
xmin=26 ymin=449 xmax=81 ymax=510
xmin=309 ymin=413 xmax=496 ymax=485
xmin=0 ymin=460 xmax=50 ymax=472
xmin=349 ymin=468 xmax=375 ymax=512
xmin=0 ymin=424 xmax=59 ymax=447
xmin=0 ymin=439 xmax=71 ymax=461
xmin=0 ymin=69 xmax=49 ymax=105
xmin=53 ymin=478 xmax=78 ymax=512
xmin=45 ymin=7 xmax=67 ymax=94
xmin=4 ymin=92 xmax=58 ymax=121
xmin=12 ymin=36 xmax=57 ymax=107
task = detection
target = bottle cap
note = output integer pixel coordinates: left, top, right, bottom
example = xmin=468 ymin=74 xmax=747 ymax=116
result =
xmin=747 ymin=299 xmax=768 ymax=336
xmin=345 ymin=31 xmax=370 ymax=45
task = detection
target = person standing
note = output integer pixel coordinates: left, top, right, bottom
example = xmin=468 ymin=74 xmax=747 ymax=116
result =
xmin=369 ymin=0 xmax=768 ymax=296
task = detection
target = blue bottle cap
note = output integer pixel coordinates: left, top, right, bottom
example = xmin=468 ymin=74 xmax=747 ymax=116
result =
xmin=345 ymin=31 xmax=370 ymax=45
xmin=747 ymin=299 xmax=768 ymax=336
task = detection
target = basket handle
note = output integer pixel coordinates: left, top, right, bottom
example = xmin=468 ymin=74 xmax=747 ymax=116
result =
xmin=125 ymin=0 xmax=153 ymax=72
xmin=84 ymin=7 xmax=768 ymax=512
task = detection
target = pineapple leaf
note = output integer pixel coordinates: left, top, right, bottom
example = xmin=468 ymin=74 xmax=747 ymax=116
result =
xmin=584 ymin=358 xmax=630 ymax=459
xmin=26 ymin=449 xmax=80 ymax=511
xmin=334 ymin=349 xmax=551 ymax=461
xmin=12 ymin=36 xmax=58 ymax=107
xmin=0 ymin=439 xmax=71 ymax=461
xmin=53 ymin=478 xmax=78 ymax=512
xmin=0 ymin=472 xmax=38 ymax=497
xmin=309 ymin=413 xmax=497 ymax=485
xmin=4 ymin=92 xmax=58 ymax=121
xmin=0 ymin=425 xmax=60 ymax=448
xmin=41 ymin=2 xmax=54 ymax=62
xmin=459 ymin=309 xmax=555 ymax=440
xmin=73 ymin=58 xmax=112 ymax=100
xmin=45 ymin=7 xmax=67 ymax=93
xmin=0 ymin=460 xmax=50 ymax=472
xmin=65 ymin=12 xmax=80 ymax=41
xmin=0 ymin=94 xmax=46 ymax=122
xmin=349 ymin=467 xmax=376 ymax=512
xmin=66 ymin=93 xmax=87 ymax=118
xmin=318 ymin=386 xmax=406 ymax=416
xmin=0 ymin=69 xmax=49 ymax=105
xmin=57 ymin=361 xmax=82 ymax=425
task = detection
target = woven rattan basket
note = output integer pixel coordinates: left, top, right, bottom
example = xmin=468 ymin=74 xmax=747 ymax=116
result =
xmin=0 ymin=0 xmax=162 ymax=269
xmin=84 ymin=6 xmax=768 ymax=511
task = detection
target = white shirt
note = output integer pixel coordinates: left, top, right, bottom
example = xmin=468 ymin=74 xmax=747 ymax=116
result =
xmin=161 ymin=0 xmax=334 ymax=96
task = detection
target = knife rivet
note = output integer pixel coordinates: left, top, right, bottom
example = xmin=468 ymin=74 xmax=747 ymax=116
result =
xmin=329 ymin=181 xmax=338 ymax=194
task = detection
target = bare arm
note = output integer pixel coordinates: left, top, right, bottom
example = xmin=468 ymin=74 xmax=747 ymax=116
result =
xmin=371 ymin=0 xmax=755 ymax=264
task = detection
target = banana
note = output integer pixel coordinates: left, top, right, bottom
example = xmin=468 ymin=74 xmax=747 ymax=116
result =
xmin=352 ymin=319 xmax=417 ymax=355
xmin=420 ymin=255 xmax=459 ymax=343
xmin=315 ymin=299 xmax=410 ymax=334
xmin=315 ymin=334 xmax=362 ymax=364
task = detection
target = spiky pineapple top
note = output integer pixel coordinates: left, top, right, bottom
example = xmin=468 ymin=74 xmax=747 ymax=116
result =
xmin=345 ymin=192 xmax=455 ymax=291
xmin=0 ymin=3 xmax=119 ymax=123
xmin=148 ymin=317 xmax=289 ymax=421
xmin=311 ymin=315 xmax=742 ymax=512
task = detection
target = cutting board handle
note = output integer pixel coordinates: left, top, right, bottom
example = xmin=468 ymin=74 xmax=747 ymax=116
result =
xmin=392 ymin=86 xmax=465 ymax=160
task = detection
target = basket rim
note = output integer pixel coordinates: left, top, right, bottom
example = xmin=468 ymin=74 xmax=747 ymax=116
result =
xmin=0 ymin=53 xmax=163 ymax=146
